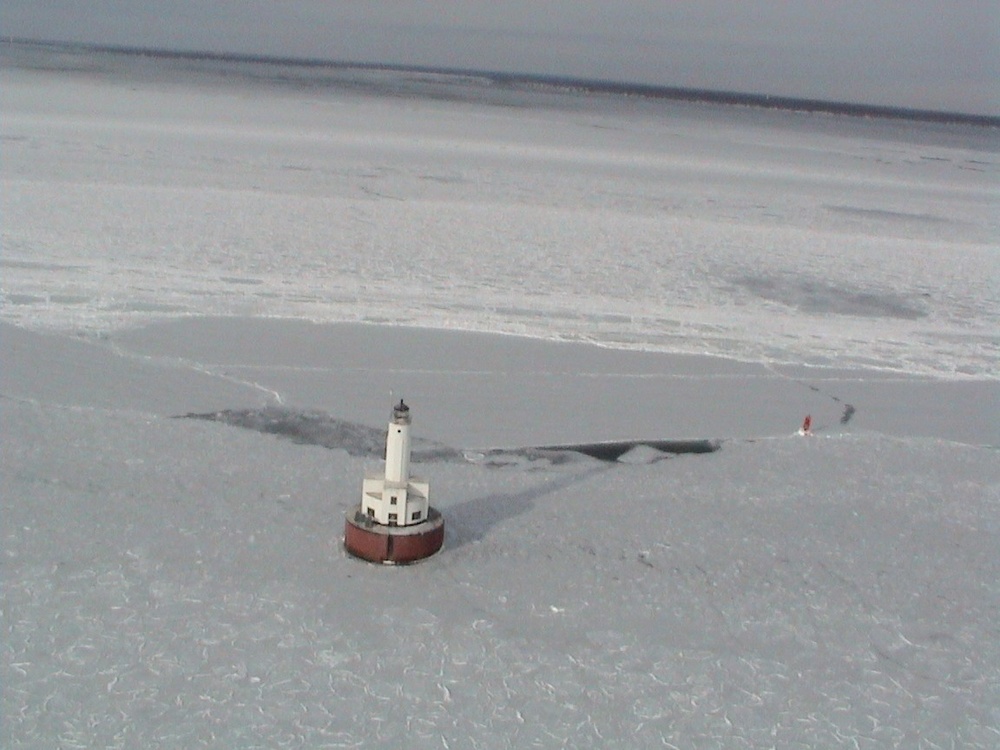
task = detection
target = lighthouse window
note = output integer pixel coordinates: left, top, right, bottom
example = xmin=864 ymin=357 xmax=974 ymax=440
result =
xmin=388 ymin=513 xmax=398 ymax=522
xmin=390 ymin=495 xmax=397 ymax=505
xmin=366 ymin=507 xmax=375 ymax=518
xmin=411 ymin=511 xmax=422 ymax=522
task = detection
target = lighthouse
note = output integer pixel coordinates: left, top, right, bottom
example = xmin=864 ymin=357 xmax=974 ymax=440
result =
xmin=344 ymin=400 xmax=444 ymax=564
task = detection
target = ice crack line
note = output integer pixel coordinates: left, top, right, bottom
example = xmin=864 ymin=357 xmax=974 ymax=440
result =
xmin=104 ymin=340 xmax=285 ymax=404
xmin=762 ymin=362 xmax=856 ymax=430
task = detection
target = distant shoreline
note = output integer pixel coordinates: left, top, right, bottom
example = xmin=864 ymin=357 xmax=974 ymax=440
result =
xmin=5 ymin=38 xmax=998 ymax=128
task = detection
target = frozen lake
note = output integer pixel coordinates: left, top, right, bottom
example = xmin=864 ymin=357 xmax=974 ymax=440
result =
xmin=2 ymin=45 xmax=999 ymax=748
xmin=3 ymin=44 xmax=998 ymax=378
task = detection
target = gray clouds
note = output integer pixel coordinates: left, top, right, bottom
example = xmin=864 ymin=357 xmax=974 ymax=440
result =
xmin=2 ymin=1 xmax=997 ymax=114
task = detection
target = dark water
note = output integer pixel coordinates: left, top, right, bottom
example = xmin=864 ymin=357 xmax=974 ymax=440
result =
xmin=4 ymin=38 xmax=999 ymax=134
xmin=180 ymin=407 xmax=720 ymax=463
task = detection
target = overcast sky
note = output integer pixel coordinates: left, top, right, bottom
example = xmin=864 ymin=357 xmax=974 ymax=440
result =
xmin=3 ymin=1 xmax=998 ymax=115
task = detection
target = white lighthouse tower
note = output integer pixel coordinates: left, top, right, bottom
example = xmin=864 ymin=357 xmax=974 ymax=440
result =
xmin=360 ymin=400 xmax=429 ymax=526
xmin=344 ymin=400 xmax=444 ymax=564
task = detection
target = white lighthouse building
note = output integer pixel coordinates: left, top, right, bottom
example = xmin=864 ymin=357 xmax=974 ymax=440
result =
xmin=344 ymin=400 xmax=444 ymax=564
xmin=360 ymin=400 xmax=429 ymax=526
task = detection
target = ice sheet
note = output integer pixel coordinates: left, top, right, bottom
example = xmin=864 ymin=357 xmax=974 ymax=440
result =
xmin=2 ymin=59 xmax=998 ymax=378
xmin=3 ymin=321 xmax=999 ymax=748
xmin=3 ymin=50 xmax=999 ymax=749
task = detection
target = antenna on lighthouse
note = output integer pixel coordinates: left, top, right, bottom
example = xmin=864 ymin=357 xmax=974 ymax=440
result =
xmin=343 ymin=399 xmax=445 ymax=564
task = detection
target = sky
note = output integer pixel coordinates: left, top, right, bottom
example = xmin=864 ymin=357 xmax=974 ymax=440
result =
xmin=3 ymin=1 xmax=998 ymax=115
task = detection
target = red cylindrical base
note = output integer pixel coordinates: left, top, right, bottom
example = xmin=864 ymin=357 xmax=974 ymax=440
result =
xmin=344 ymin=506 xmax=444 ymax=564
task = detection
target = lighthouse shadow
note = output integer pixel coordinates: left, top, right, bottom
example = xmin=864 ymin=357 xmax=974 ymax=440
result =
xmin=445 ymin=464 xmax=609 ymax=551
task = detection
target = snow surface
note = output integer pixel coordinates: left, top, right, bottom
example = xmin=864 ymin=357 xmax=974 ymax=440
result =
xmin=3 ymin=50 xmax=998 ymax=378
xmin=2 ymin=48 xmax=1000 ymax=748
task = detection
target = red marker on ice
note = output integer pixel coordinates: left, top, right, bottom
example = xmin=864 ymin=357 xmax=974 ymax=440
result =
xmin=800 ymin=415 xmax=812 ymax=436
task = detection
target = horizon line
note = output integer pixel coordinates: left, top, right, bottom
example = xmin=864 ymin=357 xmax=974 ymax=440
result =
xmin=5 ymin=37 xmax=999 ymax=128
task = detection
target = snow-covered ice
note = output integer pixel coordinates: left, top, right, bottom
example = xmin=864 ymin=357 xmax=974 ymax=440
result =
xmin=3 ymin=47 xmax=998 ymax=378
xmin=2 ymin=45 xmax=999 ymax=748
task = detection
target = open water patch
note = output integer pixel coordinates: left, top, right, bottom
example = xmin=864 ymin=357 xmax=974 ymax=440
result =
xmin=531 ymin=439 xmax=720 ymax=462
xmin=179 ymin=407 xmax=721 ymax=465
xmin=179 ymin=407 xmax=463 ymax=461
xmin=825 ymin=205 xmax=952 ymax=225
xmin=734 ymin=274 xmax=927 ymax=320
